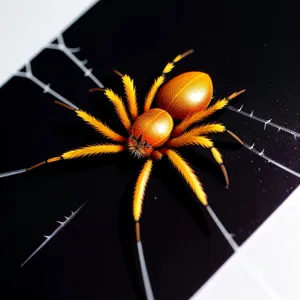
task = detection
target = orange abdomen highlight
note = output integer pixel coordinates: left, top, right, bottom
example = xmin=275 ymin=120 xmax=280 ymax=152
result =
xmin=131 ymin=108 xmax=173 ymax=147
xmin=156 ymin=71 xmax=213 ymax=120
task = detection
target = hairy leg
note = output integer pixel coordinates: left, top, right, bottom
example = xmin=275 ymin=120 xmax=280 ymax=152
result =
xmin=168 ymin=123 xmax=226 ymax=147
xmin=0 ymin=144 xmax=125 ymax=179
xmin=166 ymin=149 xmax=207 ymax=206
xmin=133 ymin=159 xmax=155 ymax=300
xmin=167 ymin=135 xmax=229 ymax=188
xmin=55 ymin=100 xmax=126 ymax=143
xmin=86 ymin=88 xmax=132 ymax=132
xmin=113 ymin=70 xmax=139 ymax=121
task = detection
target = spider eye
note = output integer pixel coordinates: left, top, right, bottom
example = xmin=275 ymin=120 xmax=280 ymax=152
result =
xmin=146 ymin=144 xmax=151 ymax=149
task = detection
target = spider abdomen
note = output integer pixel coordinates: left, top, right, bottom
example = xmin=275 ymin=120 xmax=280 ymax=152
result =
xmin=131 ymin=108 xmax=173 ymax=148
xmin=156 ymin=71 xmax=213 ymax=120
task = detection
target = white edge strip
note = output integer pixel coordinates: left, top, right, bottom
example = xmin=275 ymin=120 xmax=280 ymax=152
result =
xmin=0 ymin=0 xmax=100 ymax=88
xmin=191 ymin=184 xmax=300 ymax=300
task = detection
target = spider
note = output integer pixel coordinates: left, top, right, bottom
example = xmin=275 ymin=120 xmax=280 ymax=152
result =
xmin=1 ymin=49 xmax=245 ymax=300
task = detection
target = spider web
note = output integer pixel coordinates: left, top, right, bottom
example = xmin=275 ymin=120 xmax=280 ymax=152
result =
xmin=4 ymin=32 xmax=298 ymax=300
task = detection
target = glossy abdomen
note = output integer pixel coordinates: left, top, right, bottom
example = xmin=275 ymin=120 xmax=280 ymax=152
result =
xmin=131 ymin=108 xmax=173 ymax=148
xmin=156 ymin=71 xmax=213 ymax=120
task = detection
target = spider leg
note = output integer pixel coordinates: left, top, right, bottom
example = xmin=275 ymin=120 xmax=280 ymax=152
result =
xmin=89 ymin=87 xmax=104 ymax=93
xmin=210 ymin=147 xmax=229 ymax=189
xmin=104 ymin=89 xmax=132 ymax=131
xmin=90 ymin=70 xmax=139 ymax=121
xmin=0 ymin=144 xmax=125 ymax=179
xmin=143 ymin=76 xmax=165 ymax=113
xmin=167 ymin=135 xmax=229 ymax=188
xmin=87 ymin=87 xmax=132 ymax=132
xmin=133 ymin=159 xmax=155 ymax=300
xmin=172 ymin=89 xmax=246 ymax=137
xmin=144 ymin=49 xmax=194 ymax=112
xmin=166 ymin=149 xmax=207 ymax=206
xmin=226 ymin=129 xmax=244 ymax=145
xmin=168 ymin=123 xmax=226 ymax=147
xmin=164 ymin=149 xmax=240 ymax=249
xmin=113 ymin=70 xmax=139 ymax=121
xmin=55 ymin=100 xmax=126 ymax=143
xmin=152 ymin=150 xmax=164 ymax=161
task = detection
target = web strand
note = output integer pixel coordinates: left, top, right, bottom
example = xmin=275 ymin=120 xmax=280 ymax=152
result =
xmin=227 ymin=104 xmax=300 ymax=140
xmin=243 ymin=142 xmax=300 ymax=178
xmin=21 ymin=202 xmax=87 ymax=267
xmin=15 ymin=62 xmax=78 ymax=110
xmin=46 ymin=34 xmax=104 ymax=88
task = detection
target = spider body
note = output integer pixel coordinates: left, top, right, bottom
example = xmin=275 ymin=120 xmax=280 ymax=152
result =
xmin=129 ymin=71 xmax=214 ymax=158
xmin=2 ymin=49 xmax=246 ymax=300
xmin=129 ymin=108 xmax=173 ymax=158
xmin=156 ymin=71 xmax=213 ymax=120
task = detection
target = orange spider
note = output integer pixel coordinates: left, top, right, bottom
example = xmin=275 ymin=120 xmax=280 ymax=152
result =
xmin=2 ymin=49 xmax=245 ymax=299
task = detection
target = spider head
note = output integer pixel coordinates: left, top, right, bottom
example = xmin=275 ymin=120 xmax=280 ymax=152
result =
xmin=127 ymin=134 xmax=153 ymax=158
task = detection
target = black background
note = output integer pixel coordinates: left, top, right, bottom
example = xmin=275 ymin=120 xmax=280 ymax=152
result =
xmin=1 ymin=0 xmax=300 ymax=299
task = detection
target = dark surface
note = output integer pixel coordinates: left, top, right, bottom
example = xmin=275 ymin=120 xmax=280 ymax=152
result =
xmin=1 ymin=0 xmax=300 ymax=299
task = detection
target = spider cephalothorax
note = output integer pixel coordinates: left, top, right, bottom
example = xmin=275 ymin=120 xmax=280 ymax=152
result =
xmin=1 ymin=49 xmax=245 ymax=300
xmin=128 ymin=108 xmax=174 ymax=158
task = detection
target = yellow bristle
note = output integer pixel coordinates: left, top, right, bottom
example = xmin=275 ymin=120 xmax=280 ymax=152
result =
xmin=168 ymin=135 xmax=213 ymax=148
xmin=104 ymin=89 xmax=131 ymax=131
xmin=173 ymin=54 xmax=182 ymax=63
xmin=186 ymin=123 xmax=226 ymax=136
xmin=62 ymin=144 xmax=125 ymax=160
xmin=162 ymin=62 xmax=175 ymax=74
xmin=173 ymin=99 xmax=229 ymax=136
xmin=75 ymin=110 xmax=126 ymax=142
xmin=170 ymin=123 xmax=225 ymax=146
xmin=211 ymin=147 xmax=223 ymax=165
xmin=133 ymin=159 xmax=153 ymax=221
xmin=122 ymin=75 xmax=138 ymax=120
xmin=166 ymin=149 xmax=207 ymax=206
xmin=144 ymin=75 xmax=165 ymax=112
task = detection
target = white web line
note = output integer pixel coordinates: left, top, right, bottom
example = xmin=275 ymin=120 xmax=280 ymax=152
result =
xmin=227 ymin=104 xmax=300 ymax=140
xmin=15 ymin=63 xmax=79 ymax=110
xmin=46 ymin=34 xmax=104 ymax=88
xmin=21 ymin=202 xmax=87 ymax=267
xmin=242 ymin=142 xmax=300 ymax=178
xmin=137 ymin=241 xmax=155 ymax=300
